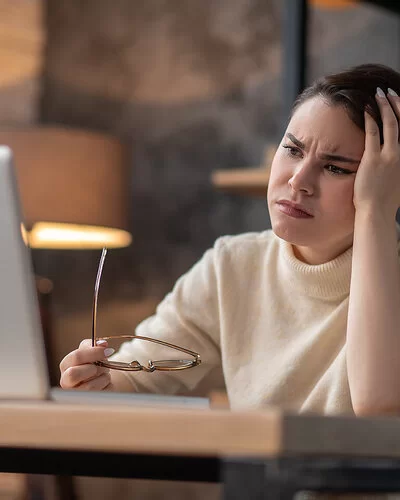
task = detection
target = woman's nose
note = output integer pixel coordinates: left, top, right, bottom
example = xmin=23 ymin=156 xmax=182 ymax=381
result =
xmin=288 ymin=163 xmax=315 ymax=195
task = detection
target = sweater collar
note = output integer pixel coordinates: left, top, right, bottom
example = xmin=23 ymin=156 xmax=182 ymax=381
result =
xmin=276 ymin=235 xmax=353 ymax=300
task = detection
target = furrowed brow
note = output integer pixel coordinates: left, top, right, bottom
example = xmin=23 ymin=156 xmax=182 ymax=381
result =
xmin=286 ymin=133 xmax=305 ymax=149
xmin=286 ymin=133 xmax=359 ymax=164
xmin=319 ymin=153 xmax=360 ymax=164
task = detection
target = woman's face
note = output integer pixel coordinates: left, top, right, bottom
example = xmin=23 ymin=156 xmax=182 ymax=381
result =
xmin=267 ymin=96 xmax=366 ymax=264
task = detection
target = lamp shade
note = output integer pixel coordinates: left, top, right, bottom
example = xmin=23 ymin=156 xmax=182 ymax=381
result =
xmin=0 ymin=126 xmax=132 ymax=249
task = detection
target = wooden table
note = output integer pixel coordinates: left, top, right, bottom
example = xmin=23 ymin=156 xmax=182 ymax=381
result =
xmin=2 ymin=402 xmax=400 ymax=498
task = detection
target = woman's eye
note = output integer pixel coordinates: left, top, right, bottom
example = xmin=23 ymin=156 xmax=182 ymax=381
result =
xmin=325 ymin=165 xmax=353 ymax=176
xmin=282 ymin=145 xmax=302 ymax=157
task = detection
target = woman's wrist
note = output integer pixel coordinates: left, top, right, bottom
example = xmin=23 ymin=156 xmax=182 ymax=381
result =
xmin=354 ymin=203 xmax=398 ymax=230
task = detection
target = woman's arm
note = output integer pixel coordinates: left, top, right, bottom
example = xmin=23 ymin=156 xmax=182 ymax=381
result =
xmin=60 ymin=243 xmax=223 ymax=394
xmin=347 ymin=210 xmax=400 ymax=416
xmin=347 ymin=89 xmax=400 ymax=416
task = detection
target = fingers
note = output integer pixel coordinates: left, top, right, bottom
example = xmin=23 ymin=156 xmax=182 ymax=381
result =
xmin=60 ymin=341 xmax=113 ymax=372
xmin=75 ymin=372 xmax=112 ymax=391
xmin=79 ymin=338 xmax=107 ymax=349
xmin=364 ymin=110 xmax=381 ymax=155
xmin=60 ymin=364 xmax=110 ymax=389
xmin=386 ymin=87 xmax=400 ymax=145
xmin=375 ymin=87 xmax=399 ymax=152
xmin=59 ymin=338 xmax=115 ymax=390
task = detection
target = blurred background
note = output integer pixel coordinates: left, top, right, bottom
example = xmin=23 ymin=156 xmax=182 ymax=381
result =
xmin=0 ymin=0 xmax=398 ymax=498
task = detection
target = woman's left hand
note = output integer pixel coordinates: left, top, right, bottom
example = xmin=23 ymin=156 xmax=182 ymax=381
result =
xmin=353 ymin=88 xmax=400 ymax=220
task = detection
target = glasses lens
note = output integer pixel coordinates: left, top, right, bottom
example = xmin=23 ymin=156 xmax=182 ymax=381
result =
xmin=97 ymin=336 xmax=198 ymax=371
xmin=99 ymin=360 xmax=142 ymax=371
xmin=152 ymin=359 xmax=194 ymax=369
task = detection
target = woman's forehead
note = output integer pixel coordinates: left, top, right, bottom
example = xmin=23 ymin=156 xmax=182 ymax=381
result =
xmin=288 ymin=97 xmax=365 ymax=153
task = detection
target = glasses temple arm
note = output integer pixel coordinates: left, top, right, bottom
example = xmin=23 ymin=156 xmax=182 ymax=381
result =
xmin=91 ymin=247 xmax=107 ymax=347
xmin=132 ymin=335 xmax=201 ymax=362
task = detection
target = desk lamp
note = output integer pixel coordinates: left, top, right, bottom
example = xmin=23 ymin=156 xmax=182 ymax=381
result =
xmin=0 ymin=126 xmax=132 ymax=385
xmin=0 ymin=126 xmax=132 ymax=249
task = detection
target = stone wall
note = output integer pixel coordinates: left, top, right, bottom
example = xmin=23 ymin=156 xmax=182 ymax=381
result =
xmin=38 ymin=0 xmax=282 ymax=372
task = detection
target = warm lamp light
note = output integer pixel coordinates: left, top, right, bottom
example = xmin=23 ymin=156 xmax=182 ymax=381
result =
xmin=28 ymin=223 xmax=131 ymax=250
xmin=0 ymin=127 xmax=132 ymax=249
xmin=309 ymin=0 xmax=358 ymax=8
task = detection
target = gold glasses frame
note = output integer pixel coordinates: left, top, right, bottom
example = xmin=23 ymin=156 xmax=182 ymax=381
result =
xmin=91 ymin=248 xmax=201 ymax=372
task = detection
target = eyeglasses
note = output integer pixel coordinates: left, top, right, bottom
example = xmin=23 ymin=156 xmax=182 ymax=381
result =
xmin=91 ymin=248 xmax=201 ymax=372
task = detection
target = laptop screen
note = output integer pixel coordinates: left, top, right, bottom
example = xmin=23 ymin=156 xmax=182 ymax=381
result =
xmin=0 ymin=146 xmax=49 ymax=399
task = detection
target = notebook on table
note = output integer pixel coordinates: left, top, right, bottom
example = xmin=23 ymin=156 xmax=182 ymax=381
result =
xmin=0 ymin=145 xmax=209 ymax=410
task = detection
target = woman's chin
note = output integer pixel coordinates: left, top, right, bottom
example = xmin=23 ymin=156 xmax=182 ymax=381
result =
xmin=271 ymin=219 xmax=317 ymax=247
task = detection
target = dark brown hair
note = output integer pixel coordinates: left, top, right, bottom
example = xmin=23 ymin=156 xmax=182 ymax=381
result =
xmin=292 ymin=63 xmax=400 ymax=144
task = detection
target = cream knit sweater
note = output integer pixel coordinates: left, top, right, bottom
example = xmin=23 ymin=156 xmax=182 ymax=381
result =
xmin=113 ymin=230 xmax=366 ymax=415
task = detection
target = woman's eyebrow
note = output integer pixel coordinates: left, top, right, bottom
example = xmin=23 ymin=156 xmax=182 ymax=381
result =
xmin=285 ymin=133 xmax=360 ymax=164
xmin=319 ymin=153 xmax=360 ymax=164
xmin=286 ymin=133 xmax=305 ymax=149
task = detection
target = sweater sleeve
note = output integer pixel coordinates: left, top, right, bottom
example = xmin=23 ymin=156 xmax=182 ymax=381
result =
xmin=110 ymin=240 xmax=223 ymax=395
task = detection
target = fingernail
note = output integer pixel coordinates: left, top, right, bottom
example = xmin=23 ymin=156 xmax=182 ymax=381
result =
xmin=376 ymin=87 xmax=385 ymax=98
xmin=96 ymin=340 xmax=107 ymax=346
xmin=104 ymin=348 xmax=115 ymax=357
xmin=388 ymin=87 xmax=398 ymax=97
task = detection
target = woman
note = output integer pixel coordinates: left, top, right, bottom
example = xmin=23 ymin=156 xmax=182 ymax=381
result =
xmin=60 ymin=63 xmax=400 ymax=417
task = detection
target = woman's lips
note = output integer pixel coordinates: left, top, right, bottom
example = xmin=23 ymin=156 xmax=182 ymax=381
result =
xmin=276 ymin=201 xmax=314 ymax=219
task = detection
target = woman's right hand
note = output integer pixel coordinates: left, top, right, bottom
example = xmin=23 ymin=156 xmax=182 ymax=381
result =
xmin=59 ymin=339 xmax=115 ymax=390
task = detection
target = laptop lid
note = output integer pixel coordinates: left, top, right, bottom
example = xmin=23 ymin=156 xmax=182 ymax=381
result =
xmin=0 ymin=146 xmax=49 ymax=399
xmin=0 ymin=146 xmax=211 ymax=409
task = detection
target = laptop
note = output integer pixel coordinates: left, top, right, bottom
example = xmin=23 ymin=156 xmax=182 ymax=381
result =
xmin=0 ymin=145 xmax=209 ymax=409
